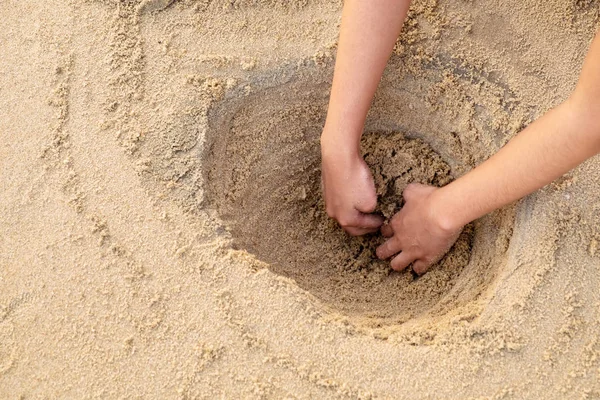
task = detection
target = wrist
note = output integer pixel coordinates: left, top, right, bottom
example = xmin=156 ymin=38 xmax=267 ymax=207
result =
xmin=320 ymin=124 xmax=362 ymax=160
xmin=427 ymin=186 xmax=467 ymax=233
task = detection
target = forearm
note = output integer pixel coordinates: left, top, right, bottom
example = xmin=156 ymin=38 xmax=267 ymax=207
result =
xmin=433 ymin=32 xmax=600 ymax=230
xmin=322 ymin=0 xmax=412 ymax=155
xmin=432 ymin=101 xmax=600 ymax=230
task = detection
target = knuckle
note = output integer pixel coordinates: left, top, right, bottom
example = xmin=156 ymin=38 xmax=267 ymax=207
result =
xmin=403 ymin=183 xmax=418 ymax=199
xmin=379 ymin=239 xmax=399 ymax=258
xmin=414 ymin=264 xmax=428 ymax=275
xmin=390 ymin=215 xmax=401 ymax=228
xmin=391 ymin=255 xmax=404 ymax=266
xmin=418 ymin=257 xmax=434 ymax=270
xmin=413 ymin=248 xmax=426 ymax=259
xmin=325 ymin=205 xmax=336 ymax=218
xmin=337 ymin=215 xmax=354 ymax=227
xmin=364 ymin=195 xmax=378 ymax=212
xmin=424 ymin=253 xmax=439 ymax=264
xmin=391 ymin=236 xmax=402 ymax=248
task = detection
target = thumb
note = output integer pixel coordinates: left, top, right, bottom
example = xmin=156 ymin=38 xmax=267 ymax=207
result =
xmin=353 ymin=212 xmax=384 ymax=230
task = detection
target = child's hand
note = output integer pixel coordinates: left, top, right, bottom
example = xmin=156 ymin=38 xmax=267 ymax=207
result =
xmin=321 ymin=140 xmax=384 ymax=236
xmin=376 ymin=183 xmax=463 ymax=274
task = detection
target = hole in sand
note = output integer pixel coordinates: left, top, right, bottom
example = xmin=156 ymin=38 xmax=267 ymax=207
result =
xmin=204 ymin=68 xmax=516 ymax=327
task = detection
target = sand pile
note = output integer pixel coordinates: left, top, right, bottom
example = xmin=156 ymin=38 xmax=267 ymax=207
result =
xmin=2 ymin=0 xmax=600 ymax=398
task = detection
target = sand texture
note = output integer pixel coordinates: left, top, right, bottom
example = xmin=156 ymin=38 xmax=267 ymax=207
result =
xmin=2 ymin=0 xmax=600 ymax=398
xmin=208 ymin=128 xmax=474 ymax=325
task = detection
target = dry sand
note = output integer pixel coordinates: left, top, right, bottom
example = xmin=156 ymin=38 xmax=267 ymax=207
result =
xmin=1 ymin=0 xmax=600 ymax=398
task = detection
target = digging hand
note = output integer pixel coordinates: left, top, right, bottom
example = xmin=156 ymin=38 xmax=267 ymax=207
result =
xmin=321 ymin=142 xmax=384 ymax=236
xmin=376 ymin=183 xmax=463 ymax=274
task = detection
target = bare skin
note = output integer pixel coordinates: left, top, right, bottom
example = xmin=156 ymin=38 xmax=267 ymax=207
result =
xmin=322 ymin=0 xmax=600 ymax=274
xmin=321 ymin=0 xmax=411 ymax=236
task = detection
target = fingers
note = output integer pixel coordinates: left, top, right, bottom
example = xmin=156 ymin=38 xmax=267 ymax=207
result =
xmin=390 ymin=251 xmax=417 ymax=271
xmin=338 ymin=211 xmax=384 ymax=236
xmin=344 ymin=226 xmax=377 ymax=236
xmin=353 ymin=212 xmax=384 ymax=230
xmin=381 ymin=223 xmax=393 ymax=238
xmin=342 ymin=220 xmax=382 ymax=236
xmin=411 ymin=259 xmax=431 ymax=275
xmin=376 ymin=237 xmax=401 ymax=259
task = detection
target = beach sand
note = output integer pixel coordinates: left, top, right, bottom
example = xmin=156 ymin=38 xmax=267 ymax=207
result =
xmin=1 ymin=0 xmax=600 ymax=398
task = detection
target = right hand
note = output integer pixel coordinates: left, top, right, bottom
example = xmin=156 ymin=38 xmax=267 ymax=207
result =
xmin=321 ymin=136 xmax=384 ymax=236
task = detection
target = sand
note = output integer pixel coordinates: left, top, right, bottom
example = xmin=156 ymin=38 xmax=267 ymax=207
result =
xmin=208 ymin=127 xmax=474 ymax=325
xmin=1 ymin=0 xmax=600 ymax=398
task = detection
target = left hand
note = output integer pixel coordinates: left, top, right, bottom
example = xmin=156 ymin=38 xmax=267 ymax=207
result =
xmin=376 ymin=183 xmax=463 ymax=275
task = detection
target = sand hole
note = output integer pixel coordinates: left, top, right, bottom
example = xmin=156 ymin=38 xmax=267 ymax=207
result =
xmin=204 ymin=69 xmax=516 ymax=327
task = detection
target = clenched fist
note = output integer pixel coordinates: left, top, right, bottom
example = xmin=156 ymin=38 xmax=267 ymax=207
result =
xmin=321 ymin=137 xmax=384 ymax=236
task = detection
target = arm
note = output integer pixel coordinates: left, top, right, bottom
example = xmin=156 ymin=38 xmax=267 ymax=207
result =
xmin=321 ymin=0 xmax=412 ymax=236
xmin=377 ymin=32 xmax=600 ymax=274
xmin=435 ymin=33 xmax=600 ymax=229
